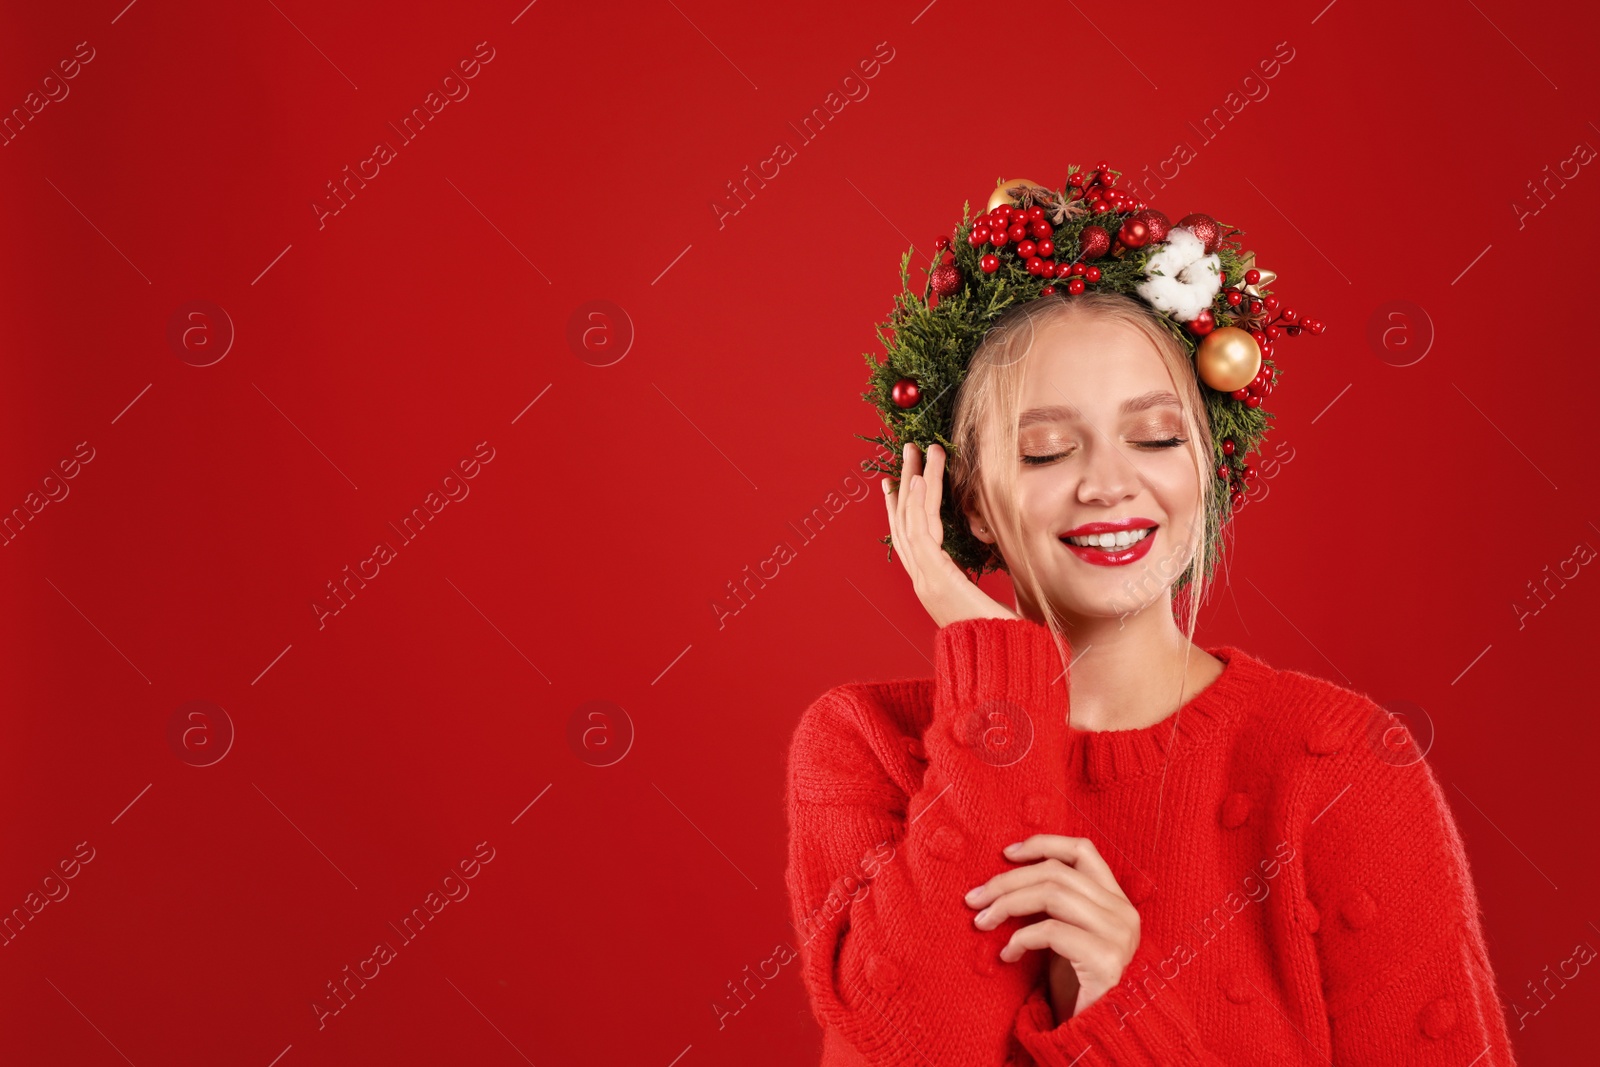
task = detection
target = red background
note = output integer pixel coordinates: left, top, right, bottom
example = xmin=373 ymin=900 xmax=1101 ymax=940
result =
xmin=2 ymin=0 xmax=1596 ymax=1063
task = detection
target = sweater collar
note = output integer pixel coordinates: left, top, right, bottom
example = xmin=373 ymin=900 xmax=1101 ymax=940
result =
xmin=1063 ymin=645 xmax=1272 ymax=785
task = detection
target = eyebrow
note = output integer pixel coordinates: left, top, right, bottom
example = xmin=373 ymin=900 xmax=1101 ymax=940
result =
xmin=1017 ymin=391 xmax=1182 ymax=428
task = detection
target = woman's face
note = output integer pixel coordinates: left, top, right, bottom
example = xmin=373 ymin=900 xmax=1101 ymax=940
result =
xmin=976 ymin=312 xmax=1205 ymax=621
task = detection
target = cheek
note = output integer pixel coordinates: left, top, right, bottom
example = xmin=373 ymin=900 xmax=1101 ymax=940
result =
xmin=1143 ymin=453 xmax=1201 ymax=506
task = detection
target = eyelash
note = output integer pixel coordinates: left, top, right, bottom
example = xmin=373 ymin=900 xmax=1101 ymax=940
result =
xmin=1020 ymin=437 xmax=1187 ymax=465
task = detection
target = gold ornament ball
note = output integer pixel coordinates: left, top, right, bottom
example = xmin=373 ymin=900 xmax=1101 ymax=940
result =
xmin=1195 ymin=327 xmax=1261 ymax=392
xmin=987 ymin=177 xmax=1049 ymax=213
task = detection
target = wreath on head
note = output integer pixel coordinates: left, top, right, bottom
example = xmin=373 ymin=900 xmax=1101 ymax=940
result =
xmin=857 ymin=161 xmax=1326 ymax=588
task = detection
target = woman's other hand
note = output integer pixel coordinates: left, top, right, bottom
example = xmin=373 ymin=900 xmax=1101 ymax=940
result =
xmin=882 ymin=441 xmax=1019 ymax=628
xmin=965 ymin=835 xmax=1141 ymax=1021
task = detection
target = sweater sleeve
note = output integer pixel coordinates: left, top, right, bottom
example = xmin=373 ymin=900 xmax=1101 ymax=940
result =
xmin=1009 ymin=933 xmax=1229 ymax=1064
xmin=1299 ymin=702 xmax=1518 ymax=1065
xmin=784 ymin=616 xmax=1075 ymax=1066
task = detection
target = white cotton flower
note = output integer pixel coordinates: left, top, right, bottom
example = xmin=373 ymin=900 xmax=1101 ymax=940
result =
xmin=1135 ymin=225 xmax=1223 ymax=321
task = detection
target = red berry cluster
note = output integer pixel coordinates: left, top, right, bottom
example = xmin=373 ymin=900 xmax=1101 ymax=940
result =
xmin=1067 ymin=161 xmax=1173 ymax=252
xmin=964 ymin=201 xmax=1104 ymax=295
xmin=1217 ymin=267 xmax=1328 ymax=410
xmin=1214 ymin=436 xmax=1259 ymax=510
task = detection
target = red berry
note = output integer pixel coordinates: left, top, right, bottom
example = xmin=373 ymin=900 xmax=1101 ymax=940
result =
xmin=980 ymin=254 xmax=1000 ymax=273
xmin=1026 ymin=256 xmax=1045 ymax=275
xmin=935 ymin=236 xmax=951 ymax=251
xmin=1245 ymin=395 xmax=1261 ymax=409
xmin=1016 ymin=240 xmax=1037 ymax=258
xmin=1068 ymin=278 xmax=1086 ymax=294
xmin=1041 ymin=285 xmax=1056 ymax=295
xmin=1026 ymin=206 xmax=1045 ymax=222
xmin=1030 ymin=220 xmax=1052 ymax=240
xmin=1282 ymin=308 xmax=1298 ymax=324
xmin=1042 ymin=261 xmax=1059 ymax=277
xmin=1231 ymin=388 xmax=1250 ymax=400
xmin=1226 ymin=291 xmax=1243 ymax=306
xmin=969 ymin=227 xmax=990 ymax=247
xmin=1070 ymin=263 xmax=1086 ymax=276
xmin=891 ymin=379 xmax=920 ymax=408
xmin=1036 ymin=239 xmax=1055 ymax=257
xmin=1008 ymin=223 xmax=1028 ymax=242
xmin=1222 ymin=438 xmax=1236 ymax=455
xmin=1085 ymin=266 xmax=1101 ymax=282
xmin=1217 ymin=465 xmax=1229 ymax=479
xmin=1244 ymin=269 xmax=1261 ymax=285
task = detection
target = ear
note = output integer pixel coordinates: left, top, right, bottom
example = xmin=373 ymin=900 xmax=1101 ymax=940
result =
xmin=962 ymin=502 xmax=995 ymax=545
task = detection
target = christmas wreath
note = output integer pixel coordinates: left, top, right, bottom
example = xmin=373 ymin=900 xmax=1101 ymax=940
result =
xmin=858 ymin=161 xmax=1325 ymax=587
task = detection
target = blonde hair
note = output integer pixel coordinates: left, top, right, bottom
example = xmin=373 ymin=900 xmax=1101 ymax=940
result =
xmin=947 ymin=290 xmax=1218 ymax=673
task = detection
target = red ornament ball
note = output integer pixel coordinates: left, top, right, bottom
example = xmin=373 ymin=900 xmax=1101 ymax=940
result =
xmin=931 ymin=263 xmax=963 ymax=297
xmin=1078 ymin=225 xmax=1111 ymax=259
xmin=1131 ymin=209 xmax=1171 ymax=243
xmin=1178 ymin=213 xmax=1222 ymax=254
xmin=1118 ymin=219 xmax=1151 ymax=248
xmin=891 ymin=379 xmax=921 ymax=408
xmin=1187 ymin=308 xmax=1216 ymax=335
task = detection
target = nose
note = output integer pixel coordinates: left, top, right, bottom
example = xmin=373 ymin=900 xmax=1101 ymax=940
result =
xmin=1075 ymin=433 xmax=1141 ymax=507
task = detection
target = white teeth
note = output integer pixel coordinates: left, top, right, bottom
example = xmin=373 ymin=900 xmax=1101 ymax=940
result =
xmin=1064 ymin=527 xmax=1152 ymax=549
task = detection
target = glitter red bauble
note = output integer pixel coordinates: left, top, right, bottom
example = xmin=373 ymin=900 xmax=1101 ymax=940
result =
xmin=931 ymin=263 xmax=963 ymax=296
xmin=1131 ymin=209 xmax=1171 ymax=243
xmin=1078 ymin=225 xmax=1111 ymax=259
xmin=1178 ymin=213 xmax=1222 ymax=254
xmin=891 ymin=379 xmax=921 ymax=408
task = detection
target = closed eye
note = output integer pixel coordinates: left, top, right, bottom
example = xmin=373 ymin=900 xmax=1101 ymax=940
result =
xmin=1020 ymin=437 xmax=1187 ymax=465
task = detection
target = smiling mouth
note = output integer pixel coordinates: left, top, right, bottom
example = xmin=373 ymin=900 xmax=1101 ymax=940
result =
xmin=1062 ymin=527 xmax=1156 ymax=550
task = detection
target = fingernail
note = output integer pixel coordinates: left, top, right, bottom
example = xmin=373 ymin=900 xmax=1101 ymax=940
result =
xmin=974 ymin=907 xmax=992 ymax=927
xmin=965 ymin=885 xmax=985 ymax=904
xmin=1003 ymin=841 xmax=1021 ymax=854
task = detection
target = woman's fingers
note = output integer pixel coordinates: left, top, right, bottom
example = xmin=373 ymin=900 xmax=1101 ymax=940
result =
xmin=1000 ymin=918 xmax=1106 ymax=967
xmin=967 ymin=854 xmax=1123 ymax=915
xmin=922 ymin=442 xmax=947 ymax=529
xmin=973 ymin=879 xmax=1126 ymax=945
xmin=1000 ymin=835 xmax=1129 ymax=901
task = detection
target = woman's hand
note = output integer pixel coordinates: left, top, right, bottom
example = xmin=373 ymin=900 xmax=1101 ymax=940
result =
xmin=964 ymin=835 xmax=1141 ymax=1022
xmin=882 ymin=441 xmax=1019 ymax=628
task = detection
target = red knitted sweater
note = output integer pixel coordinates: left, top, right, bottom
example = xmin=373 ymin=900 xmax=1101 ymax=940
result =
xmin=784 ymin=616 xmax=1518 ymax=1066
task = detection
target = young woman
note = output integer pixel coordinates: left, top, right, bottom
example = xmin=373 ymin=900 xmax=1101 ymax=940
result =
xmin=784 ymin=287 xmax=1518 ymax=1065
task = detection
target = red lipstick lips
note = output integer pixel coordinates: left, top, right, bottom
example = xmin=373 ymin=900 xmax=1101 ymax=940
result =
xmin=1060 ymin=517 xmax=1158 ymax=567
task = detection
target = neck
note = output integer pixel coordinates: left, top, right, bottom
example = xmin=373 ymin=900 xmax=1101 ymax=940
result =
xmin=1019 ymin=594 xmax=1219 ymax=733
